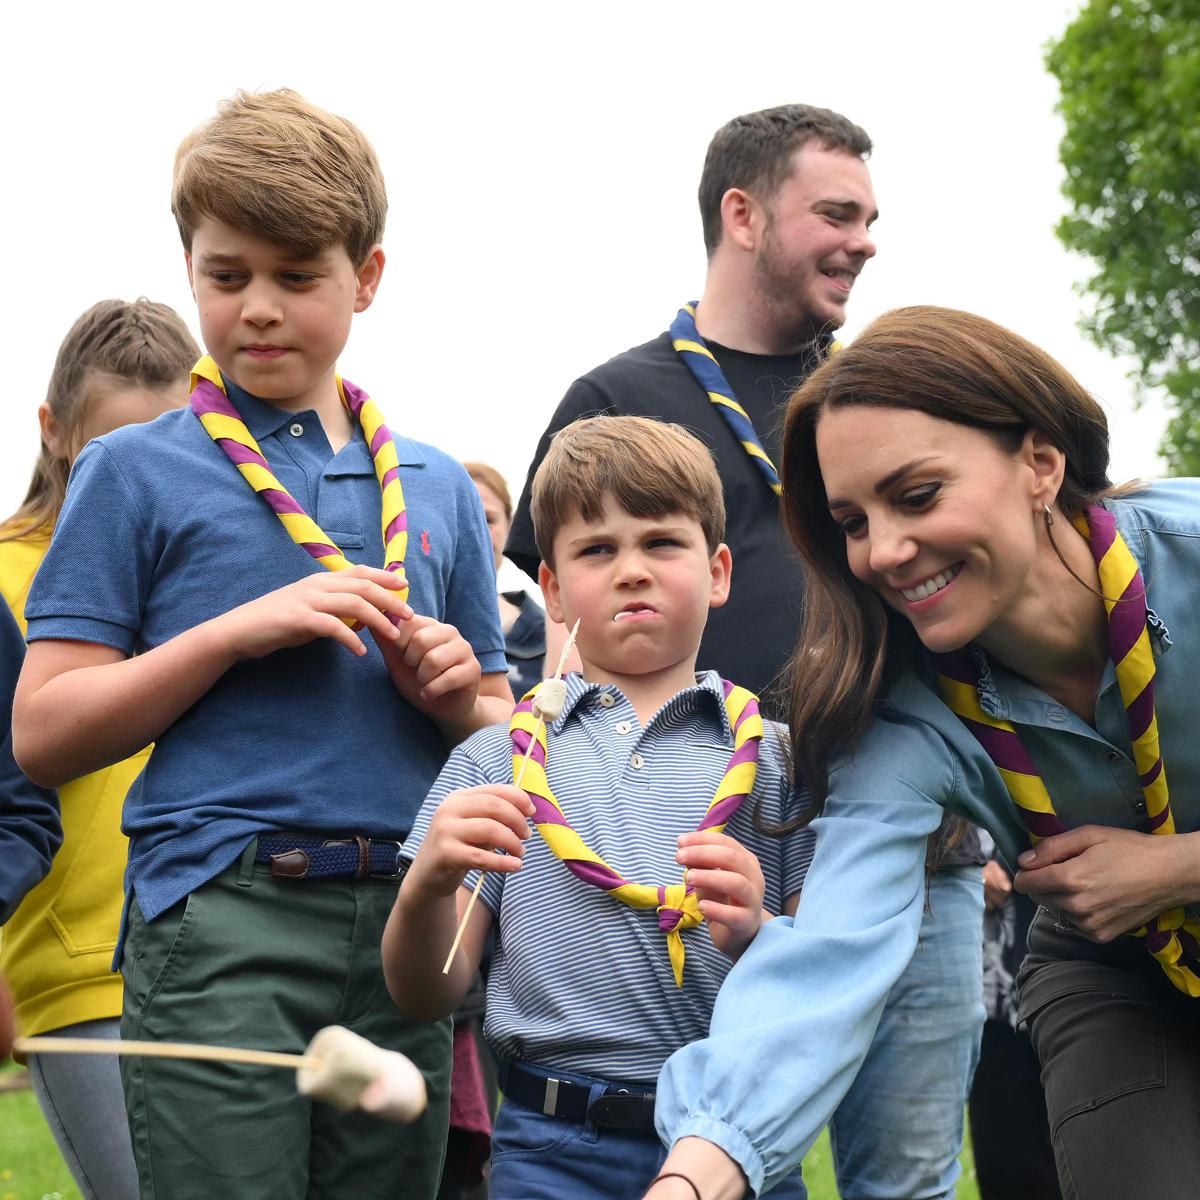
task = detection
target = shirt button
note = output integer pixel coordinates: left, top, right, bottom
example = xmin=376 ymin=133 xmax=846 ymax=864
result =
xmin=597 ymin=694 xmax=615 ymax=708
xmin=1047 ymin=707 xmax=1067 ymax=723
xmin=1134 ymin=800 xmax=1147 ymax=813
xmin=630 ymin=752 xmax=644 ymax=769
xmin=615 ymin=721 xmax=632 ymax=735
xmin=1106 ymin=751 xmax=1122 ymax=763
xmin=289 ymin=422 xmax=304 ymax=437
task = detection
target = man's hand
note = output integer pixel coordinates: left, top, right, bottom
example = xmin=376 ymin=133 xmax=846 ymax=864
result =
xmin=1014 ymin=825 xmax=1200 ymax=942
xmin=405 ymin=785 xmax=534 ymax=899
xmin=677 ymin=829 xmax=768 ymax=961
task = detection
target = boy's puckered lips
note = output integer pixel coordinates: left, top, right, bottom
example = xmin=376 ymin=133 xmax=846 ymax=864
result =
xmin=241 ymin=343 xmax=290 ymax=358
xmin=613 ymin=602 xmax=658 ymax=622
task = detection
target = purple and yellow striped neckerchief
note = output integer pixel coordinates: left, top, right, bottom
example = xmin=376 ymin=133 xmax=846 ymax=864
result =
xmin=935 ymin=503 xmax=1200 ymax=997
xmin=509 ymin=679 xmax=763 ymax=987
xmin=189 ymin=355 xmax=408 ymax=602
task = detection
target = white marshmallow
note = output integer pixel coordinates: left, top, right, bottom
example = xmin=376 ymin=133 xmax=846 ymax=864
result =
xmin=531 ymin=676 xmax=567 ymax=721
xmin=297 ymin=1026 xmax=427 ymax=1123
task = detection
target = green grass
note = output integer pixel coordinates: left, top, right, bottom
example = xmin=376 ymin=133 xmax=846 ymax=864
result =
xmin=0 ymin=1064 xmax=82 ymax=1200
xmin=0 ymin=1058 xmax=978 ymax=1200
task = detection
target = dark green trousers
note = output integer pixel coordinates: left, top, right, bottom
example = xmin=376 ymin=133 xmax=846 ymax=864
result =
xmin=120 ymin=844 xmax=451 ymax=1200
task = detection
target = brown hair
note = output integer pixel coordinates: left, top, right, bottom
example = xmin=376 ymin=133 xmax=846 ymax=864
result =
xmin=699 ymin=104 xmax=872 ymax=257
xmin=463 ymin=462 xmax=513 ymax=520
xmin=780 ymin=305 xmax=1117 ymax=817
xmin=172 ymin=89 xmax=387 ymax=264
xmin=3 ymin=299 xmax=198 ymax=541
xmin=531 ymin=416 xmax=725 ymax=567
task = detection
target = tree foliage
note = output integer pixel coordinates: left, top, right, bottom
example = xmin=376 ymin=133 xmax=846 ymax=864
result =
xmin=1047 ymin=0 xmax=1200 ymax=473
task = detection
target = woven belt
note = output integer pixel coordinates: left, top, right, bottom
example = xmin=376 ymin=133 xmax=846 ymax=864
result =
xmin=500 ymin=1061 xmax=657 ymax=1132
xmin=254 ymin=833 xmax=407 ymax=881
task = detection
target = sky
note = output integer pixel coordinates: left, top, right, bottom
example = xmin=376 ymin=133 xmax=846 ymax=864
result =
xmin=0 ymin=0 xmax=1170 ymax=523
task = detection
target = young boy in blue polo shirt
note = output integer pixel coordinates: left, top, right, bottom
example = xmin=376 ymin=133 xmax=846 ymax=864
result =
xmin=383 ymin=416 xmax=811 ymax=1200
xmin=14 ymin=89 xmax=511 ymax=1200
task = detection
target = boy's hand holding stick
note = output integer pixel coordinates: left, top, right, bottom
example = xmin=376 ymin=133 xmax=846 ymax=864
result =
xmin=441 ymin=617 xmax=581 ymax=974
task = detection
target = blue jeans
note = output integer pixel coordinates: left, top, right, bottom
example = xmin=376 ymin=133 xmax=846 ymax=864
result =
xmin=490 ymin=1072 xmax=806 ymax=1200
xmin=27 ymin=1017 xmax=140 ymax=1200
xmin=829 ymin=865 xmax=985 ymax=1200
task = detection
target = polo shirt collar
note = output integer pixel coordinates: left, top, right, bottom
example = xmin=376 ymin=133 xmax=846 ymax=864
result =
xmin=549 ymin=669 xmax=733 ymax=739
xmin=220 ymin=375 xmax=428 ymax=474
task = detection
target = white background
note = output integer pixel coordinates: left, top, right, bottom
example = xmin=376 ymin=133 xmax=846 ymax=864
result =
xmin=0 ymin=0 xmax=1168 ymax=520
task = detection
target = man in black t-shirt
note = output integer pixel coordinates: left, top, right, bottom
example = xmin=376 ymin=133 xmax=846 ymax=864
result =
xmin=508 ymin=105 xmax=985 ymax=1200
xmin=507 ymin=106 xmax=876 ymax=711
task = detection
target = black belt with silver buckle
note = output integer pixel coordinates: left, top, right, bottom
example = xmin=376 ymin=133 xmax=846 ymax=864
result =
xmin=501 ymin=1061 xmax=656 ymax=1132
xmin=254 ymin=833 xmax=408 ymax=881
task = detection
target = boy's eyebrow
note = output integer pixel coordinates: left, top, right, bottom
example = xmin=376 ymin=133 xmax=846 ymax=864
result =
xmin=194 ymin=251 xmax=246 ymax=267
xmin=826 ymin=457 xmax=937 ymax=509
xmin=194 ymin=248 xmax=332 ymax=268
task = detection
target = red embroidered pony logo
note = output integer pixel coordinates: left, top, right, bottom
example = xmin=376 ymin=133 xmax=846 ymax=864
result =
xmin=420 ymin=530 xmax=432 ymax=555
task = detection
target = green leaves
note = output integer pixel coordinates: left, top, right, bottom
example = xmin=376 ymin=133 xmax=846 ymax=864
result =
xmin=1047 ymin=0 xmax=1200 ymax=473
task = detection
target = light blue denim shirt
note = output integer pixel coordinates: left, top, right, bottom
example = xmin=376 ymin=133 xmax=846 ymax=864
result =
xmin=655 ymin=479 xmax=1200 ymax=1195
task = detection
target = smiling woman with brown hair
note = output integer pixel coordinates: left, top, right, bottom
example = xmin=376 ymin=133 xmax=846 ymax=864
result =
xmin=645 ymin=306 xmax=1200 ymax=1200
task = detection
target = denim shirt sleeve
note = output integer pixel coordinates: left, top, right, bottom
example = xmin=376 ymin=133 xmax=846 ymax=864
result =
xmin=653 ymin=705 xmax=956 ymax=1195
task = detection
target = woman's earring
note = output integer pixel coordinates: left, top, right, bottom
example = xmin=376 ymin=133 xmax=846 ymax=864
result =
xmin=1043 ymin=503 xmax=1055 ymax=528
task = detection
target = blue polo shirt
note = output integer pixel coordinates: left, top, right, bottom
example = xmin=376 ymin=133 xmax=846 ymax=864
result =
xmin=25 ymin=378 xmax=507 ymax=928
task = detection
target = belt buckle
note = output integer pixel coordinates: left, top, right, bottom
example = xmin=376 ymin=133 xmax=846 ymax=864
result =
xmin=369 ymin=839 xmax=406 ymax=880
xmin=542 ymin=1077 xmax=560 ymax=1117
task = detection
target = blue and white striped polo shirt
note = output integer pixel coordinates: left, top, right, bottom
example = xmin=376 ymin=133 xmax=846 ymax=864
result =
xmin=402 ymin=670 xmax=815 ymax=1082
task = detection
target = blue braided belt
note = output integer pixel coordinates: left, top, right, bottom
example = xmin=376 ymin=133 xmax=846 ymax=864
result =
xmin=255 ymin=833 xmax=407 ymax=881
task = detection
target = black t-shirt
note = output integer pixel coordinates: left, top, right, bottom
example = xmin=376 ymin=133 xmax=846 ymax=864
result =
xmin=506 ymin=331 xmax=819 ymax=716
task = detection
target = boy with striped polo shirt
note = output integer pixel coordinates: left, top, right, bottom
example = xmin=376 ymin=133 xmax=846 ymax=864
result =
xmin=384 ymin=416 xmax=811 ymax=1200
xmin=14 ymin=89 xmax=512 ymax=1199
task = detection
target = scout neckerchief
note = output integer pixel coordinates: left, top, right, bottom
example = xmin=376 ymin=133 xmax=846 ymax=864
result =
xmin=935 ymin=503 xmax=1200 ymax=997
xmin=671 ymin=303 xmax=782 ymax=496
xmin=509 ymin=679 xmax=763 ymax=986
xmin=189 ymin=356 xmax=408 ymax=601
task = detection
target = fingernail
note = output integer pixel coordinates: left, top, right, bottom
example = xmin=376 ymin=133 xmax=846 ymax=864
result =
xmin=1018 ymin=850 xmax=1035 ymax=866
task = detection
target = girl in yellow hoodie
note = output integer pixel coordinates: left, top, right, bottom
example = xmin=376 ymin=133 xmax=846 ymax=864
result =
xmin=1 ymin=299 xmax=197 ymax=1200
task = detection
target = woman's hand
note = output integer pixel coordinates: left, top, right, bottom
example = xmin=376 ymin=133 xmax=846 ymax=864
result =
xmin=982 ymin=859 xmax=1013 ymax=912
xmin=1014 ymin=825 xmax=1200 ymax=941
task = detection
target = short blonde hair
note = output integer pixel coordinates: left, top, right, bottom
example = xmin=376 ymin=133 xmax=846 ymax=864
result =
xmin=531 ymin=416 xmax=725 ymax=567
xmin=172 ymin=89 xmax=387 ymax=264
xmin=463 ymin=462 xmax=512 ymax=519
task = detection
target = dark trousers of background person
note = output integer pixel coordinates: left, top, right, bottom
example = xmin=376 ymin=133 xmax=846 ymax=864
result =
xmin=1018 ymin=910 xmax=1200 ymax=1200
xmin=968 ymin=1019 xmax=1061 ymax=1200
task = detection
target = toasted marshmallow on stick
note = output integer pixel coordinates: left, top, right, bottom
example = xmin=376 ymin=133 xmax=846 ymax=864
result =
xmin=297 ymin=1026 xmax=426 ymax=1123
xmin=531 ymin=676 xmax=567 ymax=722
xmin=16 ymin=1026 xmax=428 ymax=1125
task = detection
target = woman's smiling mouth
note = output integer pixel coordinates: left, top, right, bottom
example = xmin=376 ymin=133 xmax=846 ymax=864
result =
xmin=899 ymin=563 xmax=962 ymax=603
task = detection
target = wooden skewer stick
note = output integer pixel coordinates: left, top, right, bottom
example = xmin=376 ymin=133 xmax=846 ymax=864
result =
xmin=15 ymin=1035 xmax=317 ymax=1072
xmin=441 ymin=616 xmax=581 ymax=975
